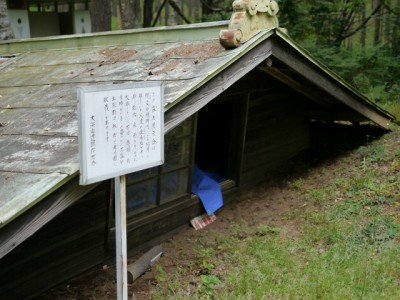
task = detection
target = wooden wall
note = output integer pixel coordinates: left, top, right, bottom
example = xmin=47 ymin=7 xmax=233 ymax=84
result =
xmin=217 ymin=69 xmax=312 ymax=185
xmin=0 ymin=182 xmax=110 ymax=300
xmin=241 ymin=77 xmax=310 ymax=184
xmin=241 ymin=90 xmax=310 ymax=184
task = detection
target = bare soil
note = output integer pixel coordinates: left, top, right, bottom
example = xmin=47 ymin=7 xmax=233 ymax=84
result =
xmin=35 ymin=122 xmax=391 ymax=300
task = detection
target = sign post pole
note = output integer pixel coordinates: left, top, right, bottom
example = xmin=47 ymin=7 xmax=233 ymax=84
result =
xmin=115 ymin=175 xmax=128 ymax=300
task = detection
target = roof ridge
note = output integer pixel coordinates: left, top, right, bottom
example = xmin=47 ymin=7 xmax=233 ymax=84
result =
xmin=0 ymin=21 xmax=229 ymax=54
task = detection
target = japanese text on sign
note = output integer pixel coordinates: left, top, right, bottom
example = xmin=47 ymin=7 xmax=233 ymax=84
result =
xmin=78 ymin=82 xmax=164 ymax=185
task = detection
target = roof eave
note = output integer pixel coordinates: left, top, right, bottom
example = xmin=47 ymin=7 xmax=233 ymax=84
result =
xmin=273 ymin=29 xmax=394 ymax=129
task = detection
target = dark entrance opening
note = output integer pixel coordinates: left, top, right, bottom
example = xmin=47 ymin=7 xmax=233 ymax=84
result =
xmin=195 ymin=100 xmax=235 ymax=180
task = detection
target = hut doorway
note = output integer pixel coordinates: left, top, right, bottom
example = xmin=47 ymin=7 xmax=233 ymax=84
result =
xmin=195 ymin=99 xmax=241 ymax=184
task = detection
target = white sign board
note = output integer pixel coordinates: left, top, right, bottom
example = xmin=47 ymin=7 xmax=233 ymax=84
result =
xmin=78 ymin=82 xmax=164 ymax=185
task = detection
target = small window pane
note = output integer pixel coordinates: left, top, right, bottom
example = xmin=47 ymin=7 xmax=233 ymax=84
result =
xmin=126 ymin=167 xmax=157 ymax=183
xmin=166 ymin=118 xmax=192 ymax=139
xmin=160 ymin=169 xmax=189 ymax=203
xmin=127 ymin=179 xmax=157 ymax=212
xmin=163 ymin=138 xmax=191 ymax=171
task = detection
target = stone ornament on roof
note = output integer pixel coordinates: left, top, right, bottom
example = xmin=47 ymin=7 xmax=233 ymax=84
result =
xmin=220 ymin=0 xmax=280 ymax=49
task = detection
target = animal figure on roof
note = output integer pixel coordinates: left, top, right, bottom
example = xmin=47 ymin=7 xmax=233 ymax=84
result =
xmin=220 ymin=0 xmax=280 ymax=49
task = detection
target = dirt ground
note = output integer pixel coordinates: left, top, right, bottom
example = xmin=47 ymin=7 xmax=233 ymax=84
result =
xmin=35 ymin=123 xmax=388 ymax=300
xmin=37 ymin=179 xmax=303 ymax=300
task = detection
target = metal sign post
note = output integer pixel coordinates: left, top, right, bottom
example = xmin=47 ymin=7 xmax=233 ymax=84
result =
xmin=78 ymin=82 xmax=164 ymax=300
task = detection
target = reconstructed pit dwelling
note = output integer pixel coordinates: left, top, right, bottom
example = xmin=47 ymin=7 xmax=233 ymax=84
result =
xmin=0 ymin=1 xmax=393 ymax=298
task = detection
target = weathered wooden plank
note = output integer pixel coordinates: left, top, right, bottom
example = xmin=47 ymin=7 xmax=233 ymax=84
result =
xmin=0 ymin=106 xmax=77 ymax=136
xmin=0 ymin=220 xmax=105 ymax=275
xmin=243 ymin=136 xmax=309 ymax=168
xmin=0 ymin=50 xmax=231 ymax=90
xmin=0 ymin=181 xmax=109 ymax=299
xmin=6 ymin=40 xmax=230 ymax=69
xmin=0 ymin=135 xmax=78 ymax=174
xmin=307 ymin=109 xmax=368 ymax=122
xmin=247 ymin=100 xmax=305 ymax=123
xmin=244 ymin=126 xmax=309 ymax=153
xmin=0 ymin=62 xmax=100 ymax=87
xmin=0 ymin=21 xmax=229 ymax=54
xmin=1 ymin=240 xmax=105 ymax=299
xmin=0 ymin=172 xmax=70 ymax=227
xmin=270 ymin=38 xmax=393 ymax=129
xmin=126 ymin=197 xmax=203 ymax=249
xmin=259 ymin=64 xmax=335 ymax=108
xmin=0 ymin=83 xmax=98 ymax=108
xmin=14 ymin=46 xmax=139 ymax=67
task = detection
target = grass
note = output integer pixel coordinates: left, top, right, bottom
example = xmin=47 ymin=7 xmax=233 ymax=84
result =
xmin=150 ymin=125 xmax=400 ymax=299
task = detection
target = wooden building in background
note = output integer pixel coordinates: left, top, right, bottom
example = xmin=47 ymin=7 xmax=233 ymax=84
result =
xmin=0 ymin=20 xmax=393 ymax=299
xmin=6 ymin=0 xmax=91 ymax=38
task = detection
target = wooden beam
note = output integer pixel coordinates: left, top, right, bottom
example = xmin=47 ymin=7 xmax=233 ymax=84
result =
xmin=127 ymin=245 xmax=163 ymax=284
xmin=0 ymin=21 xmax=229 ymax=54
xmin=270 ymin=38 xmax=393 ymax=129
xmin=307 ymin=110 xmax=368 ymax=122
xmin=259 ymin=63 xmax=332 ymax=108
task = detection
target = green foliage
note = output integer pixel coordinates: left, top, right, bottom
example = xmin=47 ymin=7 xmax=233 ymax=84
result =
xmin=357 ymin=217 xmax=399 ymax=244
xmin=278 ymin=0 xmax=313 ymax=40
xmin=155 ymin=264 xmax=168 ymax=283
xmin=198 ymin=275 xmax=221 ymax=299
xmin=384 ymin=101 xmax=400 ymax=125
xmin=300 ymin=41 xmax=400 ymax=106
xmin=255 ymin=224 xmax=281 ymax=236
xmin=111 ymin=16 xmax=119 ymax=31
xmin=201 ymin=0 xmax=233 ymax=22
xmin=281 ymin=0 xmax=400 ymax=107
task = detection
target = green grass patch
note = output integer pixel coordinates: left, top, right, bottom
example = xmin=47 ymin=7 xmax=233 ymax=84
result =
xmin=219 ymin=219 xmax=400 ymax=299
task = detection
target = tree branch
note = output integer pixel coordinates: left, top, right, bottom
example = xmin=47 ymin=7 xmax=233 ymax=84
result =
xmin=152 ymin=0 xmax=168 ymax=27
xmin=167 ymin=0 xmax=191 ymax=24
xmin=340 ymin=1 xmax=383 ymax=40
xmin=200 ymin=0 xmax=223 ymax=12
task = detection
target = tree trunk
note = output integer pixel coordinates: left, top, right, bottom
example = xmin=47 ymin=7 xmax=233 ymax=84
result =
xmin=384 ymin=0 xmax=391 ymax=45
xmin=373 ymin=0 xmax=382 ymax=45
xmin=90 ymin=0 xmax=112 ymax=32
xmin=173 ymin=0 xmax=183 ymax=25
xmin=119 ymin=0 xmax=140 ymax=29
xmin=116 ymin=0 xmax=124 ymax=29
xmin=165 ymin=0 xmax=170 ymax=25
xmin=143 ymin=0 xmax=154 ymax=27
xmin=393 ymin=0 xmax=400 ymax=55
xmin=360 ymin=3 xmax=366 ymax=50
xmin=131 ymin=0 xmax=142 ymax=28
xmin=0 ymin=0 xmax=14 ymax=40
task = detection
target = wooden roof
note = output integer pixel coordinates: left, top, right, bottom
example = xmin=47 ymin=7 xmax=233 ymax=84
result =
xmin=0 ymin=21 xmax=393 ymax=255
